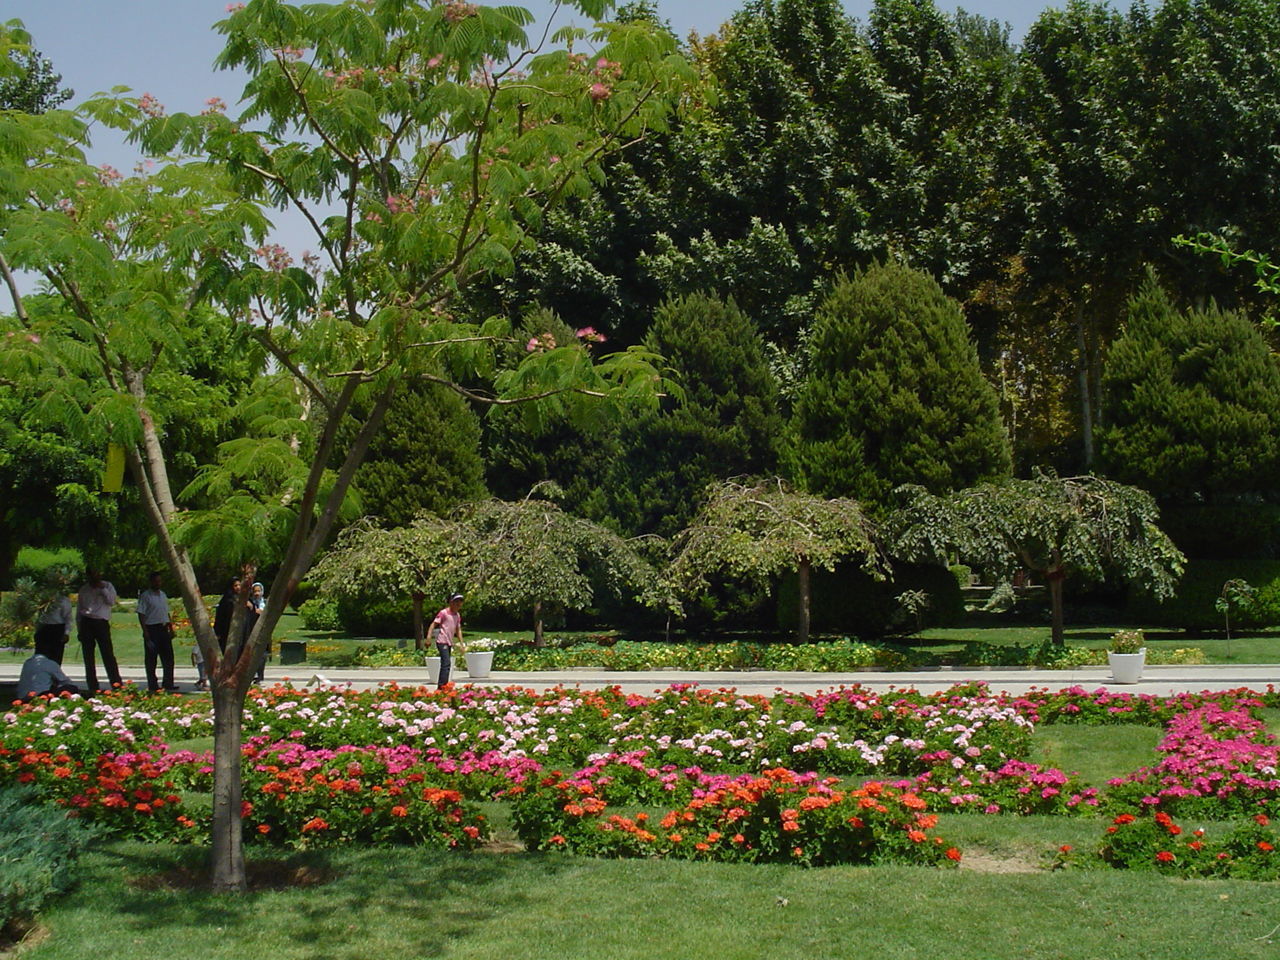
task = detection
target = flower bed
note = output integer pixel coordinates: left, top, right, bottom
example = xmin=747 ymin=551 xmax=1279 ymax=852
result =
xmin=4 ymin=682 xmax=1280 ymax=868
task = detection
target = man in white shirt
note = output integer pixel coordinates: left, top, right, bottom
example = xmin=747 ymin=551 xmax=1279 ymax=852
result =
xmin=34 ymin=591 xmax=73 ymax=663
xmin=136 ymin=571 xmax=178 ymax=693
xmin=77 ymin=569 xmax=122 ymax=693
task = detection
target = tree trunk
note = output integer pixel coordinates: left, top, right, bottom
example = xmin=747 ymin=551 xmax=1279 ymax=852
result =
xmin=1074 ymin=305 xmax=1094 ymax=468
xmin=797 ymin=559 xmax=812 ymax=645
xmin=533 ymin=600 xmax=544 ymax=648
xmin=1047 ymin=569 xmax=1066 ymax=646
xmin=209 ymin=682 xmax=245 ymax=893
xmin=412 ymin=592 xmax=425 ymax=652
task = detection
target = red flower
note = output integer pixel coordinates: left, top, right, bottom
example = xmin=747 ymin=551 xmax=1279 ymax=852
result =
xmin=1059 ymin=845 xmax=1072 ymax=853
xmin=241 ymin=800 xmax=253 ymax=818
xmin=1256 ymin=814 xmax=1271 ymax=827
xmin=1155 ymin=851 xmax=1175 ymax=863
xmin=549 ymin=834 xmax=566 ymax=845
xmin=391 ymin=805 xmax=408 ymax=817
xmin=463 ymin=825 xmax=480 ymax=839
xmin=945 ymin=847 xmax=962 ymax=862
xmin=257 ymin=823 xmax=271 ymax=835
xmin=301 ymin=817 xmax=329 ymax=833
xmin=1258 ymin=841 xmax=1274 ymax=852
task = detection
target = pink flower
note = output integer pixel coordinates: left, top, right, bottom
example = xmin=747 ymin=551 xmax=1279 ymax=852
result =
xmin=589 ymin=82 xmax=611 ymax=102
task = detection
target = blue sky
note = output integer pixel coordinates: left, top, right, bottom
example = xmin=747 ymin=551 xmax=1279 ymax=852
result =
xmin=10 ymin=0 xmax=1053 ymax=127
xmin=3 ymin=0 xmax=1065 ymax=283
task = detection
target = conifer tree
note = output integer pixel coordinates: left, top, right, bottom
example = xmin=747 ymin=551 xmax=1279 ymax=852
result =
xmin=1100 ymin=279 xmax=1280 ymax=501
xmin=786 ymin=262 xmax=1010 ymax=505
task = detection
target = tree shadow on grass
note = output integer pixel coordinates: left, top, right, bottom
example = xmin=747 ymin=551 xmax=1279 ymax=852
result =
xmin=87 ymin=843 xmax=572 ymax=958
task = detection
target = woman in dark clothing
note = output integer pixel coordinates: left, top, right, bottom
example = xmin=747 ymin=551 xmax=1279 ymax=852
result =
xmin=213 ymin=579 xmax=241 ymax=652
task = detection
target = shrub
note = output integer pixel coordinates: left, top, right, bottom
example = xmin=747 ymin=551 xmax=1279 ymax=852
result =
xmin=9 ymin=547 xmax=83 ymax=588
xmin=0 ymin=786 xmax=94 ymax=935
xmin=335 ymin=595 xmax=415 ymax=638
xmin=776 ymin=561 xmax=964 ymax=639
xmin=297 ymin=598 xmax=342 ymax=632
xmin=1127 ymin=558 xmax=1280 ymax=631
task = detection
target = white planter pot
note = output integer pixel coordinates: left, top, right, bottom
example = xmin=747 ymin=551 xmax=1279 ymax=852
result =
xmin=464 ymin=650 xmax=494 ymax=679
xmin=1108 ymin=649 xmax=1147 ymax=684
xmin=425 ymin=656 xmax=442 ymax=684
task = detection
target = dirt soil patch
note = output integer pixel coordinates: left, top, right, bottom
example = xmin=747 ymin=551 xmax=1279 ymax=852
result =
xmin=128 ymin=861 xmax=338 ymax=892
xmin=958 ymin=852 xmax=1041 ymax=874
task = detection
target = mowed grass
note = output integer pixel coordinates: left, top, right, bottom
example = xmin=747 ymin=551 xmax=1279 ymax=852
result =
xmin=22 ymin=841 xmax=1280 ymax=960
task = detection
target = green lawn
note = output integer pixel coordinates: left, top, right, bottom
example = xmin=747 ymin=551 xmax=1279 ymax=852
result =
xmin=20 ymin=833 xmax=1280 ymax=960
xmin=4 ymin=606 xmax=1278 ymax=668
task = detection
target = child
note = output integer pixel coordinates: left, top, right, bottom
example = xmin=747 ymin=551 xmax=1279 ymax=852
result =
xmin=191 ymin=642 xmax=207 ymax=690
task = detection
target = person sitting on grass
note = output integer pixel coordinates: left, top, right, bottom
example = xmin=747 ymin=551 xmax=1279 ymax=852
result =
xmin=17 ymin=651 xmax=80 ymax=701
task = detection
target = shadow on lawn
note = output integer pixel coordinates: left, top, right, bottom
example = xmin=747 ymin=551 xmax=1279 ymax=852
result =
xmin=90 ymin=844 xmax=570 ymax=957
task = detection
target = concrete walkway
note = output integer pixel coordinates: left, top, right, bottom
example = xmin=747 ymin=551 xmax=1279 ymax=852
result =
xmin=1 ymin=661 xmax=1276 ymax=697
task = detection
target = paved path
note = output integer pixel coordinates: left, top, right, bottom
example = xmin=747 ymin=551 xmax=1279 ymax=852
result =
xmin=2 ymin=661 xmax=1277 ymax=697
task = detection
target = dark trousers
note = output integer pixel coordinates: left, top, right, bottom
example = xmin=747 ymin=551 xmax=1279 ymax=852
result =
xmin=142 ymin=623 xmax=176 ymax=691
xmin=34 ymin=623 xmax=69 ymax=663
xmin=79 ymin=617 xmax=122 ymax=692
xmin=436 ymin=642 xmax=452 ymax=688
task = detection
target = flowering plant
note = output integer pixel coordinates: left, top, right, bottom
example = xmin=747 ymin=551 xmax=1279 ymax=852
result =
xmin=1109 ymin=630 xmax=1145 ymax=654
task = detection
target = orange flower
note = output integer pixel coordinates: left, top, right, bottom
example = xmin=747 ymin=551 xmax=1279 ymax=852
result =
xmin=668 ymin=833 xmax=683 ymax=843
xmin=695 ymin=842 xmax=710 ymax=851
xmin=301 ymin=817 xmax=329 ymax=833
xmin=463 ymin=825 xmax=480 ymax=839
xmin=706 ymin=832 xmax=722 ymax=843
xmin=1258 ymin=841 xmax=1274 ymax=852
xmin=1257 ymin=814 xmax=1271 ymax=827
xmin=549 ymin=834 xmax=566 ymax=845
xmin=907 ymin=830 xmax=926 ymax=843
xmin=847 ymin=816 xmax=864 ymax=829
xmin=391 ymin=805 xmax=408 ymax=817
xmin=782 ymin=821 xmax=800 ymax=832
xmin=791 ymin=847 xmax=803 ymax=857
xmin=660 ymin=813 xmax=678 ymax=830
xmin=945 ymin=847 xmax=962 ymax=862
xmin=257 ymin=823 xmax=271 ymax=835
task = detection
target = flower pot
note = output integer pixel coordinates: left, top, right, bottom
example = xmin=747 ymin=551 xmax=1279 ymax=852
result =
xmin=425 ymin=656 xmax=442 ymax=684
xmin=1108 ymin=648 xmax=1146 ymax=684
xmin=464 ymin=650 xmax=493 ymax=679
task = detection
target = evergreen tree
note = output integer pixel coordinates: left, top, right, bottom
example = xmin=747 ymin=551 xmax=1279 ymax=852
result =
xmin=351 ymin=383 xmax=488 ymax=527
xmin=609 ymin=293 xmax=783 ymax=537
xmin=1099 ymin=279 xmax=1280 ymax=501
xmin=786 ymin=262 xmax=1011 ymax=505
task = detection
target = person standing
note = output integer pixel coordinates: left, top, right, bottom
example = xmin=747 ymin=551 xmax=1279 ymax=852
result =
xmin=136 ymin=571 xmax=178 ymax=693
xmin=33 ymin=589 xmax=73 ymax=663
xmin=247 ymin=582 xmax=267 ymax=684
xmin=428 ymin=593 xmax=465 ymax=689
xmin=76 ymin=569 xmax=121 ymax=693
xmin=213 ymin=578 xmax=241 ymax=652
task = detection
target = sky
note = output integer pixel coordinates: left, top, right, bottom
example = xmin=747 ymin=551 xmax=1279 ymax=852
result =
xmin=3 ymin=0 xmax=1065 ymax=289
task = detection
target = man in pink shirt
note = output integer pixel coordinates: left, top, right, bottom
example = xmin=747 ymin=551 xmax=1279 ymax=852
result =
xmin=429 ymin=593 xmax=464 ymax=688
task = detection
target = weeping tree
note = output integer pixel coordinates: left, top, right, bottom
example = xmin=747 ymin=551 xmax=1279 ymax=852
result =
xmin=0 ymin=5 xmax=691 ymax=891
xmin=667 ymin=478 xmax=880 ymax=643
xmin=309 ymin=514 xmax=471 ymax=650
xmin=891 ymin=472 xmax=1185 ymax=645
xmin=456 ymin=486 xmax=663 ymax=646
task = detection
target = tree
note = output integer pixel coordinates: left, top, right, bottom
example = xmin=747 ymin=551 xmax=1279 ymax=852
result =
xmin=310 ymin=514 xmax=467 ymax=650
xmin=456 ymin=488 xmax=660 ymax=646
xmin=0 ymin=3 xmax=691 ymax=891
xmin=607 ymin=293 xmax=783 ymax=537
xmin=667 ymin=478 xmax=880 ymax=643
xmin=785 ymin=262 xmax=1011 ymax=506
xmin=345 ymin=383 xmax=488 ymax=527
xmin=1099 ymin=278 xmax=1280 ymax=501
xmin=0 ymin=23 xmax=71 ymax=114
xmin=891 ymin=473 xmax=1184 ymax=646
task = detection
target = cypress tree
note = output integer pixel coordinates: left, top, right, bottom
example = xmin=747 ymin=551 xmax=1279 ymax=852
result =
xmin=1100 ymin=279 xmax=1280 ymax=500
xmin=610 ymin=293 xmax=784 ymax=537
xmin=786 ymin=262 xmax=1010 ymax=504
